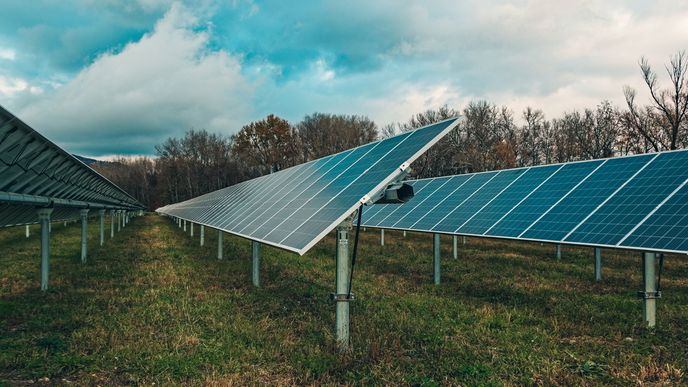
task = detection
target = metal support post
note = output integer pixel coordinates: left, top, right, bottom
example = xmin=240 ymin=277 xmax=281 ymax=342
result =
xmin=462 ymin=236 xmax=466 ymax=245
xmin=183 ymin=219 xmax=186 ymax=232
xmin=252 ymin=241 xmax=261 ymax=287
xmin=200 ymin=225 xmax=205 ymax=246
xmin=190 ymin=222 xmax=194 ymax=237
xmin=110 ymin=210 xmax=115 ymax=238
xmin=217 ymin=230 xmax=223 ymax=260
xmin=453 ymin=235 xmax=458 ymax=259
xmin=25 ymin=225 xmax=30 ymax=238
xmin=117 ymin=211 xmax=121 ymax=232
xmin=48 ymin=222 xmax=51 ymax=233
xmin=403 ymin=230 xmax=407 ymax=238
xmin=80 ymin=209 xmax=89 ymax=263
xmin=640 ymin=252 xmax=659 ymax=327
xmin=556 ymin=244 xmax=561 ymax=259
xmin=380 ymin=229 xmax=385 ymax=246
xmin=433 ymin=233 xmax=441 ymax=285
xmin=178 ymin=218 xmax=181 ymax=228
xmin=334 ymin=217 xmax=353 ymax=352
xmin=38 ymin=208 xmax=53 ymax=291
xmin=594 ymin=247 xmax=602 ymax=281
xmin=99 ymin=209 xmax=105 ymax=246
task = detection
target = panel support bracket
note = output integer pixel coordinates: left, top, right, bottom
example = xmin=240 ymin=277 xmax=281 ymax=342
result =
xmin=334 ymin=214 xmax=354 ymax=352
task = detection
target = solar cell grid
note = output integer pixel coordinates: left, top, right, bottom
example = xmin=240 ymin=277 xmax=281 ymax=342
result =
xmin=485 ymin=160 xmax=604 ymax=237
xmin=622 ymin=181 xmax=688 ymax=251
xmin=565 ymin=151 xmax=688 ymax=246
xmin=427 ymin=172 xmax=498 ymax=233
xmin=522 ymin=154 xmax=655 ymax=241
xmin=158 ymin=117 xmax=460 ymax=254
xmin=389 ymin=177 xmax=455 ymax=229
xmin=363 ymin=179 xmax=432 ymax=227
xmin=453 ymin=168 xmax=527 ymax=233
xmin=458 ymin=165 xmax=558 ymax=235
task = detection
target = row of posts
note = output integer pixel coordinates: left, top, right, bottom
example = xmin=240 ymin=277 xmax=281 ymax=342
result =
xmin=379 ymin=229 xmax=659 ymax=328
xmin=33 ymin=208 xmax=137 ymax=291
xmin=169 ymin=216 xmax=662 ymax=353
xmin=175 ymin=217 xmax=261 ymax=288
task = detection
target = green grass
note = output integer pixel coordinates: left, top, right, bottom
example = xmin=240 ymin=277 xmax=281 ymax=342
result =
xmin=1 ymin=215 xmax=686 ymax=385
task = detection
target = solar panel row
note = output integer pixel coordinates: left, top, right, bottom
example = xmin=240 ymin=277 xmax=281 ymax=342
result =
xmin=157 ymin=118 xmax=461 ymax=255
xmin=361 ymin=150 xmax=688 ymax=254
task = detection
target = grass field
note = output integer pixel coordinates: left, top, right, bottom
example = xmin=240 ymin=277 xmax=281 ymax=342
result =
xmin=1 ymin=214 xmax=686 ymax=385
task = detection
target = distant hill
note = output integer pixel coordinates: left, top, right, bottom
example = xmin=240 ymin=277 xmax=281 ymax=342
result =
xmin=72 ymin=155 xmax=117 ymax=167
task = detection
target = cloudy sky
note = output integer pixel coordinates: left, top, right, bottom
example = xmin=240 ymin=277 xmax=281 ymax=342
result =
xmin=0 ymin=1 xmax=686 ymax=157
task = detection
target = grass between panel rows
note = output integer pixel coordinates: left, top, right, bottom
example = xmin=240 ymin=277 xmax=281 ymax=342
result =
xmin=0 ymin=214 xmax=686 ymax=385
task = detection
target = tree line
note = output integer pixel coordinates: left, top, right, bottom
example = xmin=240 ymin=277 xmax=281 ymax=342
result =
xmin=94 ymin=51 xmax=688 ymax=209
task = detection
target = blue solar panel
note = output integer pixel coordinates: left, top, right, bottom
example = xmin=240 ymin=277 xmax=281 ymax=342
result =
xmin=388 ymin=176 xmax=457 ymax=229
xmin=436 ymin=168 xmax=527 ymax=233
xmin=622 ymin=181 xmax=688 ymax=251
xmin=424 ymin=172 xmax=499 ymax=232
xmin=486 ymin=160 xmax=604 ymax=237
xmin=358 ymin=149 xmax=688 ymax=254
xmin=158 ymin=118 xmax=459 ymax=254
xmin=565 ymin=151 xmax=688 ymax=246
xmin=457 ymin=165 xmax=560 ymax=235
xmin=522 ymin=154 xmax=655 ymax=241
xmin=362 ymin=180 xmax=431 ymax=227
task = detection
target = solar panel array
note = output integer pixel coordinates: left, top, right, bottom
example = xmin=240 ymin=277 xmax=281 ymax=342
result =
xmin=361 ymin=150 xmax=688 ymax=254
xmin=157 ymin=118 xmax=461 ymax=255
xmin=0 ymin=105 xmax=144 ymax=227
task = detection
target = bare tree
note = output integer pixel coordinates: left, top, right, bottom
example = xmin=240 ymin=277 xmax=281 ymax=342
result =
xmin=624 ymin=51 xmax=688 ymax=151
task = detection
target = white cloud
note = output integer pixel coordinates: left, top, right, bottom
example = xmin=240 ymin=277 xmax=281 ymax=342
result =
xmin=16 ymin=2 xmax=254 ymax=155
xmin=0 ymin=48 xmax=15 ymax=60
xmin=0 ymin=75 xmax=27 ymax=95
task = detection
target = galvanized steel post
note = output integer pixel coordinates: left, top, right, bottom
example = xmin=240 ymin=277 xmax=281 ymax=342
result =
xmin=200 ymin=225 xmax=205 ymax=246
xmin=556 ymin=244 xmax=561 ymax=259
xmin=335 ymin=217 xmax=353 ymax=352
xmin=99 ymin=209 xmax=105 ymax=246
xmin=453 ymin=235 xmax=458 ymax=259
xmin=190 ymin=222 xmax=194 ymax=237
xmin=642 ymin=252 xmax=658 ymax=327
xmin=403 ymin=230 xmax=406 ymax=238
xmin=117 ymin=211 xmax=121 ymax=232
xmin=380 ymin=229 xmax=385 ymax=246
xmin=110 ymin=210 xmax=115 ymax=238
xmin=25 ymin=224 xmax=30 ymax=238
xmin=80 ymin=209 xmax=89 ymax=263
xmin=183 ymin=219 xmax=186 ymax=232
xmin=594 ymin=248 xmax=602 ymax=281
xmin=252 ymin=241 xmax=261 ymax=287
xmin=37 ymin=208 xmax=53 ymax=291
xmin=217 ymin=230 xmax=223 ymax=260
xmin=433 ymin=233 xmax=441 ymax=285
xmin=462 ymin=236 xmax=466 ymax=245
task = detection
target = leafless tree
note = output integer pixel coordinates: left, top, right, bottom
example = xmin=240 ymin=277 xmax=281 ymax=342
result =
xmin=624 ymin=51 xmax=688 ymax=151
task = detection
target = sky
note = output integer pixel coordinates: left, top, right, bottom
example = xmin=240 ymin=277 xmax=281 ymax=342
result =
xmin=0 ymin=0 xmax=686 ymax=158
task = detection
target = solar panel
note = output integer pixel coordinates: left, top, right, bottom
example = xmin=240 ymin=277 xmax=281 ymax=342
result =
xmin=622 ymin=182 xmax=688 ymax=251
xmin=564 ymin=151 xmax=688 ymax=246
xmin=522 ymin=154 xmax=655 ymax=241
xmin=360 ymin=149 xmax=688 ymax=254
xmin=363 ymin=179 xmax=432 ymax=227
xmin=485 ymin=160 xmax=604 ymax=237
xmin=457 ymin=165 xmax=559 ymax=234
xmin=157 ymin=118 xmax=461 ymax=255
xmin=0 ymin=105 xmax=143 ymax=228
